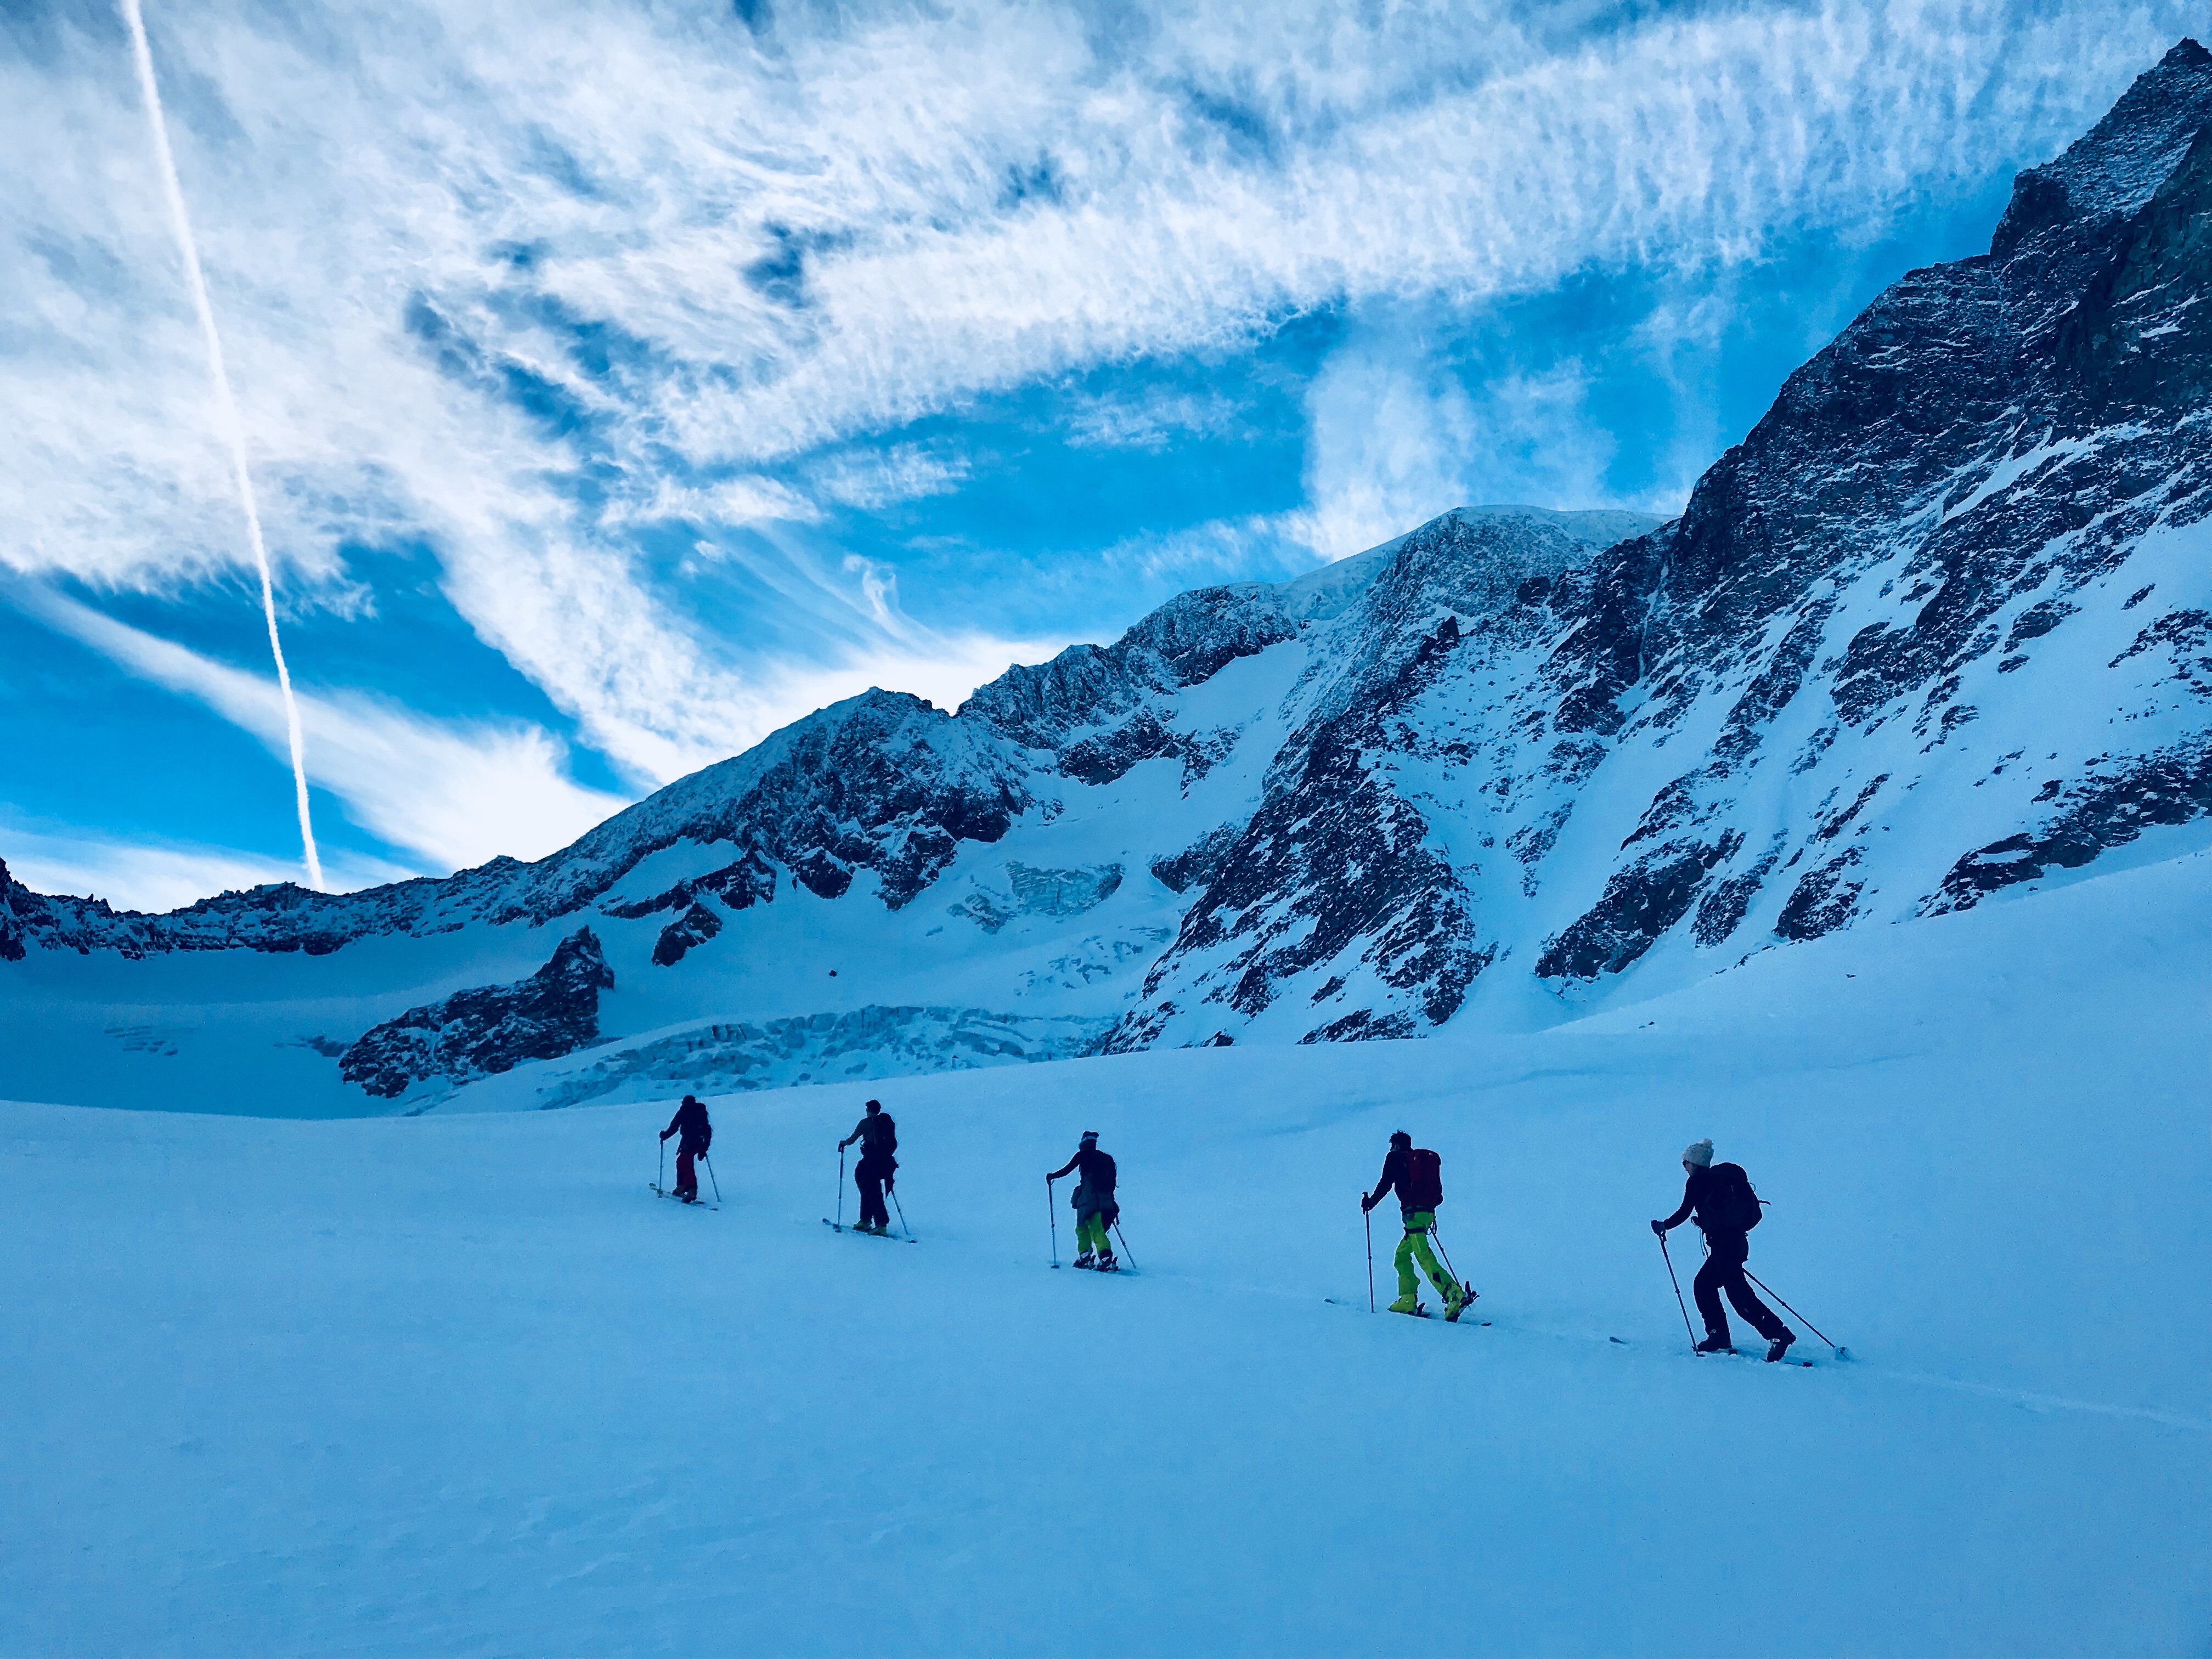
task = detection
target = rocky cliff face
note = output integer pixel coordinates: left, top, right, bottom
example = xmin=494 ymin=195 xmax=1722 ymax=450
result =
xmin=4 ymin=42 xmax=2208 ymax=1111
xmin=338 ymin=927 xmax=616 ymax=1099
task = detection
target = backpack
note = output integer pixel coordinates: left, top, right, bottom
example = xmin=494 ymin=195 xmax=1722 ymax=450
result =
xmin=878 ymin=1115 xmax=897 ymax=1156
xmin=1091 ymin=1150 xmax=1117 ymax=1195
xmin=1401 ymin=1148 xmax=1444 ymax=1211
xmin=1702 ymin=1162 xmax=1764 ymax=1232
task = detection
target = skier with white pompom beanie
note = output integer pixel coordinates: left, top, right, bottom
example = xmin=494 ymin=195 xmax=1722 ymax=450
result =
xmin=1653 ymin=1138 xmax=1794 ymax=1361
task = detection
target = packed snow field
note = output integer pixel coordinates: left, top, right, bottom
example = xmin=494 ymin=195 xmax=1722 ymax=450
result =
xmin=4 ymin=853 xmax=2206 ymax=1658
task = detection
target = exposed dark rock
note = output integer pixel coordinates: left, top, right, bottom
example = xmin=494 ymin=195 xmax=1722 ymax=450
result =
xmin=1927 ymin=738 xmax=2212 ymax=911
xmin=1813 ymin=775 xmax=1890 ymax=842
xmin=1775 ymin=850 xmax=1868 ymax=940
xmin=1059 ymin=709 xmax=1190 ymax=786
xmin=1692 ymin=836 xmax=1787 ymax=947
xmin=340 ymin=927 xmax=616 ymax=1099
xmin=1537 ymin=835 xmax=1741 ymax=979
xmin=1150 ymin=827 xmax=1239 ymax=894
xmin=792 ymin=849 xmax=854 ymax=900
xmin=2109 ymin=609 xmax=2212 ymax=696
xmin=652 ymin=902 xmax=723 ymax=967
xmin=1299 ymin=1008 xmax=1416 ymax=1044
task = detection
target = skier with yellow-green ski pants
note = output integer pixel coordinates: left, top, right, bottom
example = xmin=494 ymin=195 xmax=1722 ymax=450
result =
xmin=1362 ymin=1131 xmax=1473 ymax=1319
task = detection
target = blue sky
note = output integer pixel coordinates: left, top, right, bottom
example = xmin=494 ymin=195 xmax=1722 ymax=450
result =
xmin=0 ymin=0 xmax=2198 ymax=909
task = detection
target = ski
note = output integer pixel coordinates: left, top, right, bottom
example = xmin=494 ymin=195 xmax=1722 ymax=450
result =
xmin=650 ymin=1183 xmax=717 ymax=1211
xmin=1324 ymin=1297 xmax=1489 ymax=1325
xmin=821 ymin=1218 xmax=918 ymax=1243
xmin=1686 ymin=1345 xmax=1819 ymax=1367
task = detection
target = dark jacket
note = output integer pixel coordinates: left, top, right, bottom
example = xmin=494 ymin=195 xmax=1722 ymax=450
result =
xmin=1661 ymin=1166 xmax=1740 ymax=1240
xmin=1049 ymin=1144 xmax=1116 ymax=1193
xmin=1051 ymin=1145 xmax=1118 ymax=1223
xmin=847 ymin=1113 xmax=897 ymax=1178
xmin=1364 ymin=1147 xmax=1419 ymax=1215
xmin=662 ymin=1099 xmax=711 ymax=1154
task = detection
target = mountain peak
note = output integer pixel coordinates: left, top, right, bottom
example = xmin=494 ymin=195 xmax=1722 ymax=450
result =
xmin=1992 ymin=36 xmax=2212 ymax=275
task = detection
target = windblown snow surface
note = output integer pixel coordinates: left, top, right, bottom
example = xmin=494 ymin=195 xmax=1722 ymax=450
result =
xmin=3 ymin=849 xmax=2204 ymax=1657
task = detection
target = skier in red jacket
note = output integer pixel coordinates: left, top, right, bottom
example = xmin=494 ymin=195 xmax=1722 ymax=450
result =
xmin=1362 ymin=1130 xmax=1470 ymax=1318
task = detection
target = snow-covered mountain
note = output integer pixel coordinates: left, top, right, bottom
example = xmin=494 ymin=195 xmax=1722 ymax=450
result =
xmin=5 ymin=40 xmax=2209 ymax=1116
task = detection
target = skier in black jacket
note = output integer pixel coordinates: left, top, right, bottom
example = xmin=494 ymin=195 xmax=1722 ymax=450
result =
xmin=1047 ymin=1131 xmax=1119 ymax=1270
xmin=659 ymin=1094 xmax=712 ymax=1203
xmin=1654 ymin=1137 xmax=1793 ymax=1359
xmin=838 ymin=1099 xmax=898 ymax=1235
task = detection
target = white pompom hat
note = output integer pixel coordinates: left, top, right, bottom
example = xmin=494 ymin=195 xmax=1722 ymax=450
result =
xmin=1683 ymin=1138 xmax=1714 ymax=1168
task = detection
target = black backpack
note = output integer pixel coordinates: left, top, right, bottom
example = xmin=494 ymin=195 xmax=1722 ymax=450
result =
xmin=1702 ymin=1162 xmax=1764 ymax=1232
xmin=1401 ymin=1148 xmax=1444 ymax=1211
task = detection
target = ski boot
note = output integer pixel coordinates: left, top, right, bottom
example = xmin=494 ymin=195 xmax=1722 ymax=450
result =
xmin=1388 ymin=1293 xmax=1422 ymax=1316
xmin=1443 ymin=1283 xmax=1477 ymax=1322
xmin=1073 ymin=1250 xmax=1094 ymax=1269
xmin=1094 ymin=1251 xmax=1118 ymax=1273
xmin=1694 ymin=1333 xmax=1734 ymax=1355
xmin=1764 ymin=1331 xmax=1796 ymax=1363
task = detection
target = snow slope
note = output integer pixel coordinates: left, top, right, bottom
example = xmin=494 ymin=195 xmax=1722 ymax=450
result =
xmin=4 ymin=851 xmax=2204 ymax=1658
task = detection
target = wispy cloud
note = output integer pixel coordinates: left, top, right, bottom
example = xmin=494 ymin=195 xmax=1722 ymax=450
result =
xmin=0 ymin=812 xmax=414 ymax=912
xmin=1065 ymin=387 xmax=1247 ymax=452
xmin=4 ymin=580 xmax=629 ymax=874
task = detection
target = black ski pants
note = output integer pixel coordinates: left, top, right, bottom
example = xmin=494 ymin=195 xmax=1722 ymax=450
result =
xmin=1694 ymin=1232 xmax=1788 ymax=1345
xmin=855 ymin=1161 xmax=890 ymax=1231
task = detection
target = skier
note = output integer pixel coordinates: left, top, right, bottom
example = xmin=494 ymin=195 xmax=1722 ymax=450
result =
xmin=658 ymin=1094 xmax=712 ymax=1204
xmin=1652 ymin=1138 xmax=1795 ymax=1361
xmin=838 ymin=1098 xmax=898 ymax=1235
xmin=1361 ymin=1130 xmax=1471 ymax=1319
xmin=1047 ymin=1130 xmax=1119 ymax=1271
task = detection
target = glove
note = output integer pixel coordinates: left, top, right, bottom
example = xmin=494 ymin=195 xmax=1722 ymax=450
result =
xmin=1360 ymin=1194 xmax=1375 ymax=1214
xmin=659 ymin=1129 xmax=672 ymax=1142
xmin=1650 ymin=1218 xmax=1666 ymax=1237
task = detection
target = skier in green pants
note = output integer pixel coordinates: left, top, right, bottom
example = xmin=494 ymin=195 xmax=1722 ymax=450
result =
xmin=1361 ymin=1131 xmax=1471 ymax=1318
xmin=1047 ymin=1130 xmax=1120 ymax=1271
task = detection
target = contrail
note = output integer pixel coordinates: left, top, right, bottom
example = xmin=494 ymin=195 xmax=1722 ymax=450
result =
xmin=121 ymin=0 xmax=324 ymax=891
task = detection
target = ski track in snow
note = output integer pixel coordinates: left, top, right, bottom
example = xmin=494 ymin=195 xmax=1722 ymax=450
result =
xmin=1 ymin=851 xmax=2206 ymax=1657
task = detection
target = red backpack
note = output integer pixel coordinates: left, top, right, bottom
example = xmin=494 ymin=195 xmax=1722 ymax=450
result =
xmin=1402 ymin=1148 xmax=1444 ymax=1210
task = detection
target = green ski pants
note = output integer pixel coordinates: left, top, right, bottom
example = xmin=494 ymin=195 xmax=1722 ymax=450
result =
xmin=1076 ymin=1212 xmax=1112 ymax=1256
xmin=1394 ymin=1212 xmax=1458 ymax=1300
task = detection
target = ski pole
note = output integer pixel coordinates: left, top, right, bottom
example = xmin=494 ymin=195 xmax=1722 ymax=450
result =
xmin=1742 ymin=1268 xmax=1843 ymax=1354
xmin=658 ymin=1136 xmax=665 ymax=1193
xmin=1429 ymin=1218 xmax=1462 ymax=1284
xmin=1111 ymin=1220 xmax=1137 ymax=1271
xmin=702 ymin=1153 xmax=722 ymax=1204
xmin=1364 ymin=1200 xmax=1375 ymax=1313
xmin=890 ymin=1184 xmax=911 ymax=1240
xmin=1047 ymin=1176 xmax=1058 ymax=1266
xmin=1657 ymin=1231 xmax=1698 ymax=1351
xmin=837 ymin=1145 xmax=845 ymax=1229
